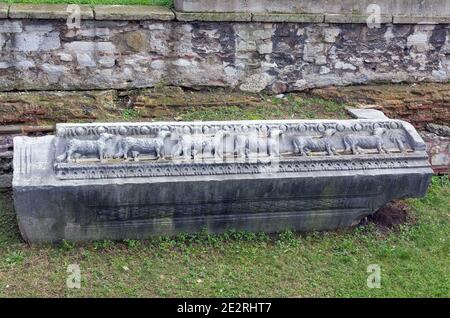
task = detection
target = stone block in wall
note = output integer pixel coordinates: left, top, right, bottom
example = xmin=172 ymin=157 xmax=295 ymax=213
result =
xmin=252 ymin=13 xmax=324 ymax=23
xmin=0 ymin=175 xmax=11 ymax=189
xmin=0 ymin=20 xmax=22 ymax=33
xmin=0 ymin=138 xmax=14 ymax=190
xmin=9 ymin=4 xmax=94 ymax=20
xmin=394 ymin=15 xmax=450 ymax=24
xmin=13 ymin=31 xmax=61 ymax=52
xmin=324 ymin=13 xmax=393 ymax=24
xmin=174 ymin=11 xmax=252 ymax=22
xmin=0 ymin=3 xmax=7 ymax=19
xmin=94 ymin=5 xmax=174 ymax=21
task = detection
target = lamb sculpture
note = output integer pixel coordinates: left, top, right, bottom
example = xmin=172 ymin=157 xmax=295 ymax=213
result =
xmin=292 ymin=129 xmax=337 ymax=156
xmin=114 ymin=130 xmax=171 ymax=161
xmin=344 ymin=128 xmax=388 ymax=154
xmin=56 ymin=133 xmax=115 ymax=163
xmin=176 ymin=131 xmax=229 ymax=160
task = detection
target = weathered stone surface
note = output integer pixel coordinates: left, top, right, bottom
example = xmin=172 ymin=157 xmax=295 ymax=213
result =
xmin=240 ymin=73 xmax=273 ymax=93
xmin=324 ymin=13 xmax=393 ymax=24
xmin=393 ymin=15 xmax=450 ymax=24
xmin=426 ymin=123 xmax=450 ymax=137
xmin=0 ymin=20 xmax=23 ymax=33
xmin=0 ymin=3 xmax=8 ymax=19
xmin=1 ymin=139 xmax=14 ymax=189
xmin=346 ymin=107 xmax=450 ymax=175
xmin=175 ymin=11 xmax=252 ymax=22
xmin=324 ymin=13 xmax=352 ymax=23
xmin=347 ymin=108 xmax=389 ymax=120
xmin=13 ymin=31 xmax=61 ymax=52
xmin=0 ymin=174 xmax=11 ymax=189
xmin=351 ymin=15 xmax=393 ymax=24
xmin=174 ymin=0 xmax=450 ymax=17
xmin=94 ymin=5 xmax=175 ymax=21
xmin=420 ymin=130 xmax=450 ymax=173
xmin=0 ymin=150 xmax=13 ymax=172
xmin=13 ymin=118 xmax=432 ymax=243
xmin=252 ymin=13 xmax=324 ymax=23
xmin=9 ymin=3 xmax=94 ymax=20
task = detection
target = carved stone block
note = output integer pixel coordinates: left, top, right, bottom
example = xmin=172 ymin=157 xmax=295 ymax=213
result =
xmin=13 ymin=118 xmax=432 ymax=243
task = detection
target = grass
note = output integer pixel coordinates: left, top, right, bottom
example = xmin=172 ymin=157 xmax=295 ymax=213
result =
xmin=2 ymin=0 xmax=173 ymax=7
xmin=172 ymin=94 xmax=349 ymax=122
xmin=0 ymin=176 xmax=448 ymax=297
xmin=121 ymin=108 xmax=140 ymax=121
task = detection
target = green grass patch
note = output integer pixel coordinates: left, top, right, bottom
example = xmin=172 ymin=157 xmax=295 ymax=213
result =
xmin=178 ymin=95 xmax=348 ymax=122
xmin=0 ymin=176 xmax=448 ymax=297
xmin=121 ymin=108 xmax=141 ymax=121
xmin=2 ymin=0 xmax=173 ymax=7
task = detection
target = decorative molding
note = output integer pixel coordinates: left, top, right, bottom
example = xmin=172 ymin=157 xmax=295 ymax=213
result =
xmin=55 ymin=120 xmax=406 ymax=138
xmin=54 ymin=153 xmax=429 ymax=180
xmin=53 ymin=120 xmax=429 ymax=180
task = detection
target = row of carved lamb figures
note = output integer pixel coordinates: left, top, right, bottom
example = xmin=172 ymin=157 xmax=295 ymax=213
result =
xmin=56 ymin=127 xmax=408 ymax=163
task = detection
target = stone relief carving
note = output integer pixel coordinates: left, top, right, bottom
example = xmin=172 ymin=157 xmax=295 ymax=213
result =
xmin=14 ymin=117 xmax=433 ymax=243
xmin=267 ymin=128 xmax=283 ymax=158
xmin=114 ymin=130 xmax=171 ymax=161
xmin=343 ymin=128 xmax=388 ymax=155
xmin=174 ymin=130 xmax=229 ymax=160
xmin=52 ymin=120 xmax=424 ymax=179
xmin=56 ymin=133 xmax=115 ymax=163
xmin=234 ymin=126 xmax=269 ymax=159
xmin=234 ymin=128 xmax=250 ymax=159
xmin=388 ymin=131 xmax=409 ymax=153
xmin=206 ymin=130 xmax=229 ymax=160
xmin=292 ymin=129 xmax=337 ymax=156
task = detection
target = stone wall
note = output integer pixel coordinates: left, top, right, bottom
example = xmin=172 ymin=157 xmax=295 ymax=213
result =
xmin=421 ymin=129 xmax=450 ymax=174
xmin=0 ymin=4 xmax=449 ymax=93
xmin=0 ymin=134 xmax=13 ymax=189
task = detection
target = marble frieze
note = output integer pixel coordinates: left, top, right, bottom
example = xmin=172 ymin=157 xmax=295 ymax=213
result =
xmin=13 ymin=117 xmax=432 ymax=243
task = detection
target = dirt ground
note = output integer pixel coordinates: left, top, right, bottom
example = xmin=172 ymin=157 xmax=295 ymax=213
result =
xmin=1 ymin=82 xmax=449 ymax=127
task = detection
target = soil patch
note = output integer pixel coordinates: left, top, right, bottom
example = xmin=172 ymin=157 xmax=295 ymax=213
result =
xmin=365 ymin=200 xmax=415 ymax=231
